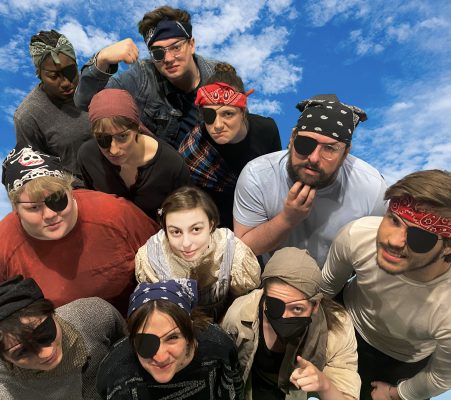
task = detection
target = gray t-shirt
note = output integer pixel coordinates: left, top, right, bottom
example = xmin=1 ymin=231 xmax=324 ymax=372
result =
xmin=14 ymin=85 xmax=91 ymax=176
xmin=233 ymin=150 xmax=387 ymax=266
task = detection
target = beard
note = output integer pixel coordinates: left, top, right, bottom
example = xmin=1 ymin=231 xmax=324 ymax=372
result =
xmin=287 ymin=152 xmax=339 ymax=189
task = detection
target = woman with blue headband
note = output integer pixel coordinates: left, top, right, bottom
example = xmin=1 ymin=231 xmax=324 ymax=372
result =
xmin=96 ymin=279 xmax=244 ymax=399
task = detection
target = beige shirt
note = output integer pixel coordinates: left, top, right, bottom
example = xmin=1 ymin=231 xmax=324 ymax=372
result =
xmin=221 ymin=289 xmax=361 ymax=400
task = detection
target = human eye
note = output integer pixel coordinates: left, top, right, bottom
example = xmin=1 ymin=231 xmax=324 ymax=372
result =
xmin=192 ymin=225 xmax=204 ymax=234
xmin=323 ymin=144 xmax=337 ymax=153
xmin=222 ymin=110 xmax=236 ymax=119
xmin=168 ymin=229 xmax=181 ymax=237
xmin=166 ymin=333 xmax=181 ymax=342
xmin=115 ymin=133 xmax=129 ymax=142
xmin=24 ymin=203 xmax=43 ymax=212
xmin=171 ymin=43 xmax=182 ymax=52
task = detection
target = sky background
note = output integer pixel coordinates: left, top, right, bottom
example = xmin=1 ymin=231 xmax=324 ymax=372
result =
xmin=0 ymin=1 xmax=450 ymax=398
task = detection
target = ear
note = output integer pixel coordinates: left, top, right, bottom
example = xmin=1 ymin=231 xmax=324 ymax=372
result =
xmin=288 ymin=128 xmax=297 ymax=149
xmin=189 ymin=37 xmax=195 ymax=55
xmin=443 ymin=242 xmax=451 ymax=257
xmin=344 ymin=144 xmax=351 ymax=158
xmin=312 ymin=300 xmax=321 ymax=315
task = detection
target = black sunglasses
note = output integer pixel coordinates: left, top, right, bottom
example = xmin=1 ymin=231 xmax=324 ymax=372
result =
xmin=8 ymin=316 xmax=57 ymax=360
xmin=17 ymin=191 xmax=68 ymax=212
xmin=406 ymin=226 xmax=442 ymax=253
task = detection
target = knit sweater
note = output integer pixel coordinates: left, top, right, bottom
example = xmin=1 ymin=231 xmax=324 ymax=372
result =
xmin=0 ymin=298 xmax=126 ymax=400
xmin=14 ymin=85 xmax=91 ymax=177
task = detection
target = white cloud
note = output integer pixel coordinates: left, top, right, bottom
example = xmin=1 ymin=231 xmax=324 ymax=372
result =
xmin=248 ymin=98 xmax=282 ymax=115
xmin=0 ymin=37 xmax=27 ymax=72
xmin=353 ymin=75 xmax=451 ymax=184
xmin=58 ymin=20 xmax=119 ymax=58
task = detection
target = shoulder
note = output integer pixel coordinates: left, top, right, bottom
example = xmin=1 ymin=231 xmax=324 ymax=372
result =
xmin=157 ymin=139 xmax=186 ymax=164
xmin=248 ymin=113 xmax=278 ymax=132
xmin=14 ymin=86 xmax=47 ymax=118
xmin=342 ymin=155 xmax=386 ymax=185
xmin=196 ymin=324 xmax=237 ymax=361
xmin=0 ymin=213 xmax=26 ymax=254
xmin=223 ymin=290 xmax=262 ymax=328
xmin=78 ymin=138 xmax=100 ymax=158
xmin=239 ymin=150 xmax=288 ymax=179
xmin=56 ymin=297 xmax=121 ymax=330
xmin=97 ymin=337 xmax=142 ymax=393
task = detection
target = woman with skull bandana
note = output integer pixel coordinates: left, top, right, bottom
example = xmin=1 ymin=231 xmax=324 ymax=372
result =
xmin=221 ymin=247 xmax=360 ymax=400
xmin=14 ymin=30 xmax=91 ymax=178
xmin=0 ymin=276 xmax=126 ymax=400
xmin=178 ymin=63 xmax=281 ymax=229
xmin=96 ymin=279 xmax=244 ymax=400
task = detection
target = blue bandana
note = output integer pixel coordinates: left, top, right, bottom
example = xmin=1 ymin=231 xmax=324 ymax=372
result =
xmin=128 ymin=279 xmax=198 ymax=318
xmin=145 ymin=19 xmax=192 ymax=47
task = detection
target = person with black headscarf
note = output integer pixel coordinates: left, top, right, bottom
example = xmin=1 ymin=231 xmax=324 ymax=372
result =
xmin=0 ymin=276 xmax=126 ymax=399
xmin=221 ymin=247 xmax=360 ymax=400
xmin=234 ymin=94 xmax=387 ymax=267
xmin=14 ymin=30 xmax=91 ymax=177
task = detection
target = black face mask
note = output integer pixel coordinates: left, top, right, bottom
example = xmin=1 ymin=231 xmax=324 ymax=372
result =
xmin=264 ymin=296 xmax=312 ymax=343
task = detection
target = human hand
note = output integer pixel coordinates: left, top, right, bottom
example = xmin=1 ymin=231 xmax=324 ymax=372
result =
xmin=370 ymin=381 xmax=400 ymax=400
xmin=96 ymin=39 xmax=139 ymax=71
xmin=281 ymin=181 xmax=316 ymax=227
xmin=289 ymin=356 xmax=330 ymax=393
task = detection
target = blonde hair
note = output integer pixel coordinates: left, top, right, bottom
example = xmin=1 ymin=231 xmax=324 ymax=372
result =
xmin=9 ymin=174 xmax=74 ymax=206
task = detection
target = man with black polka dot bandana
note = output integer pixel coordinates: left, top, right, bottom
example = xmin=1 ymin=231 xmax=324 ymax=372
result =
xmin=233 ymin=94 xmax=387 ymax=267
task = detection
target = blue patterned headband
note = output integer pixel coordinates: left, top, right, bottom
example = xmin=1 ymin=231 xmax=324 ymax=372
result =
xmin=145 ymin=19 xmax=192 ymax=47
xmin=127 ymin=279 xmax=198 ymax=318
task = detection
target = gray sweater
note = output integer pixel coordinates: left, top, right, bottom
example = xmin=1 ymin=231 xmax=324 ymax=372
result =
xmin=0 ymin=297 xmax=126 ymax=400
xmin=14 ymin=85 xmax=92 ymax=177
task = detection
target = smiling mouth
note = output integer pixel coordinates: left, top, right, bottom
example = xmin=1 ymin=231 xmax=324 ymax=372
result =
xmin=40 ymin=348 xmax=57 ymax=364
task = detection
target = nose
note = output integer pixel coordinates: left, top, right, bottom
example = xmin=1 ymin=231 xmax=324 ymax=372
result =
xmin=37 ymin=345 xmax=54 ymax=359
xmin=213 ymin=115 xmax=223 ymax=131
xmin=181 ymin=234 xmax=192 ymax=249
xmin=152 ymin=345 xmax=169 ymax=363
xmin=164 ymin=50 xmax=175 ymax=63
xmin=388 ymin=226 xmax=407 ymax=249
xmin=59 ymin=75 xmax=72 ymax=89
xmin=108 ymin=139 xmax=121 ymax=155
xmin=307 ymin=144 xmax=322 ymax=164
xmin=42 ymin=205 xmax=58 ymax=220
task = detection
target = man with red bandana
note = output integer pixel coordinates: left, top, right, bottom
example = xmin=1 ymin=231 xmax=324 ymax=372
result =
xmin=74 ymin=5 xmax=218 ymax=148
xmin=321 ymin=170 xmax=451 ymax=400
xmin=233 ymin=94 xmax=387 ymax=266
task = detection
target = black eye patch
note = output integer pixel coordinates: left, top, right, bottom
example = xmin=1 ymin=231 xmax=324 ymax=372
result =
xmin=293 ymin=135 xmax=318 ymax=157
xmin=201 ymin=108 xmax=217 ymax=125
xmin=134 ymin=333 xmax=160 ymax=358
xmin=96 ymin=135 xmax=113 ymax=149
xmin=44 ymin=192 xmax=68 ymax=212
xmin=61 ymin=64 xmax=78 ymax=82
xmin=265 ymin=296 xmax=286 ymax=319
xmin=407 ymin=226 xmax=439 ymax=253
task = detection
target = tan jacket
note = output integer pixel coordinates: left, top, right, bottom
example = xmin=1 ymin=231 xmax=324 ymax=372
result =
xmin=221 ymin=289 xmax=361 ymax=400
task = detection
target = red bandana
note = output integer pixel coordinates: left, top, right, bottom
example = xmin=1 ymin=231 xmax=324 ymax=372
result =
xmin=195 ymin=82 xmax=254 ymax=109
xmin=389 ymin=197 xmax=451 ymax=238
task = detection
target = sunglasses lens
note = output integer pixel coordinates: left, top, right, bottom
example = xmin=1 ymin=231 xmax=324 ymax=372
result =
xmin=33 ymin=317 xmax=57 ymax=346
xmin=151 ymin=48 xmax=165 ymax=61
xmin=96 ymin=135 xmax=113 ymax=149
xmin=265 ymin=296 xmax=286 ymax=319
xmin=134 ymin=333 xmax=160 ymax=358
xmin=61 ymin=64 xmax=78 ymax=82
xmin=294 ymin=135 xmax=318 ymax=156
xmin=407 ymin=226 xmax=439 ymax=253
xmin=45 ymin=192 xmax=68 ymax=212
xmin=201 ymin=108 xmax=217 ymax=125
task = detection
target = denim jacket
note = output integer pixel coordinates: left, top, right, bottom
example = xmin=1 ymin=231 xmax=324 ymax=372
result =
xmin=74 ymin=54 xmax=218 ymax=147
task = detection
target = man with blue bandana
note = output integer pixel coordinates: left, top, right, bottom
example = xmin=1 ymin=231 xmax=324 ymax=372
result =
xmin=75 ymin=5 xmax=219 ymax=148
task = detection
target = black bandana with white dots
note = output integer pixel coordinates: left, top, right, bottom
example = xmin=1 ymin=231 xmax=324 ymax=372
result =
xmin=295 ymin=95 xmax=367 ymax=144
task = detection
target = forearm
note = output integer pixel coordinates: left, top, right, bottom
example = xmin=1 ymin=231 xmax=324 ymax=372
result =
xmin=397 ymin=369 xmax=448 ymax=400
xmin=317 ymin=382 xmax=356 ymax=400
xmin=236 ymin=212 xmax=296 ymax=256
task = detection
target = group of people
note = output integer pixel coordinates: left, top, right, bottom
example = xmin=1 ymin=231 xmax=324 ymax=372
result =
xmin=0 ymin=4 xmax=449 ymax=400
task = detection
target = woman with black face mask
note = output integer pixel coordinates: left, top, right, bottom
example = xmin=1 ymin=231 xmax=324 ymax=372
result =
xmin=221 ymin=247 xmax=360 ymax=400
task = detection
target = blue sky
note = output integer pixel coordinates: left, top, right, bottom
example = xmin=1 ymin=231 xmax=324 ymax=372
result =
xmin=0 ymin=1 xmax=450 ymax=397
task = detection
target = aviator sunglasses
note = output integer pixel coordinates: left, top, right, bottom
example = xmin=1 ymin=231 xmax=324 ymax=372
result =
xmin=7 ymin=316 xmax=57 ymax=360
xmin=17 ymin=191 xmax=69 ymax=212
